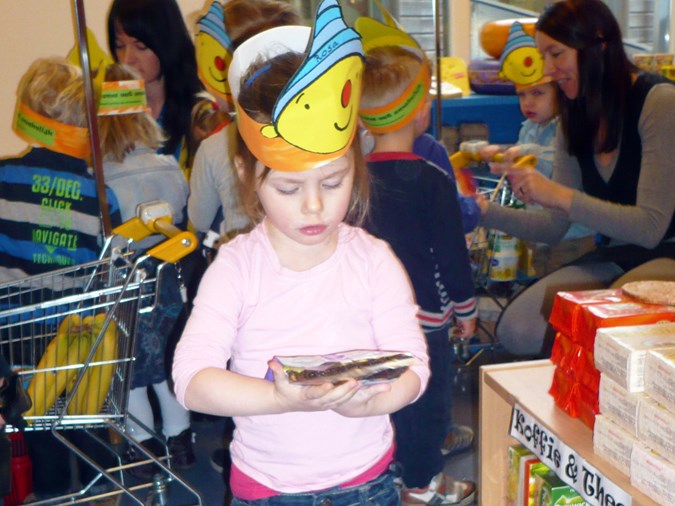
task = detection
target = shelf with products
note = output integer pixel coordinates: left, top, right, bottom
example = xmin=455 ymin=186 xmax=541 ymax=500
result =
xmin=479 ymin=359 xmax=658 ymax=506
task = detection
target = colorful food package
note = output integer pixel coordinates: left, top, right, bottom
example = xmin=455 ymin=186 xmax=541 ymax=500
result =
xmin=549 ymin=367 xmax=598 ymax=429
xmin=508 ymin=445 xmax=540 ymax=506
xmin=593 ymin=414 xmax=636 ymax=476
xmin=264 ymin=350 xmax=419 ymax=386
xmin=631 ymin=443 xmax=675 ymax=505
xmin=551 ymin=333 xmax=599 ymax=393
xmin=594 ymin=322 xmax=675 ymax=392
xmin=550 ymin=332 xmax=580 ymax=372
xmin=575 ymin=301 xmax=675 ymax=349
xmin=637 ymin=397 xmax=675 ymax=465
xmin=548 ymin=289 xmax=627 ymax=336
xmin=644 ymin=346 xmax=675 ymax=413
xmin=533 ymin=468 xmax=588 ymax=506
xmin=598 ymin=374 xmax=645 ymax=436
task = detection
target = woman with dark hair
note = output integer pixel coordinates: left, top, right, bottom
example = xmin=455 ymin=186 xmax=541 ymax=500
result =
xmin=107 ymin=0 xmax=203 ymax=167
xmin=478 ymin=0 xmax=675 ymax=357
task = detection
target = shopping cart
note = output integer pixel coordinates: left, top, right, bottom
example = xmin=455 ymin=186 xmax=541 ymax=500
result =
xmin=450 ymin=147 xmax=538 ymax=365
xmin=0 ymin=204 xmax=203 ymax=505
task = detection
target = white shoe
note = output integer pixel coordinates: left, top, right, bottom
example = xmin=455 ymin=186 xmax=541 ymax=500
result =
xmin=401 ymin=472 xmax=476 ymax=506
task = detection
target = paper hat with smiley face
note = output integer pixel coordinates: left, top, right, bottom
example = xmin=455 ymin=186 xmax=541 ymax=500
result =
xmin=354 ymin=0 xmax=431 ymax=134
xmin=498 ymin=21 xmax=552 ymax=90
xmin=196 ymin=0 xmax=234 ymax=103
xmin=228 ymin=0 xmax=364 ymax=172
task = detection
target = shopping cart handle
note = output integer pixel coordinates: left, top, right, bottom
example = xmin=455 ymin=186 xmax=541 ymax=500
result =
xmin=113 ymin=201 xmax=198 ymax=262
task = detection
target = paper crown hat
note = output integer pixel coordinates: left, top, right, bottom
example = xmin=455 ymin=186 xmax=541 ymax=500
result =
xmin=498 ymin=21 xmax=552 ymax=90
xmin=354 ymin=0 xmax=431 ymax=134
xmin=196 ymin=0 xmax=234 ymax=103
xmin=228 ymin=0 xmax=364 ymax=172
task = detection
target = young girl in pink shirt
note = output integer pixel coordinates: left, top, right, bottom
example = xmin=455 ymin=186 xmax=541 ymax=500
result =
xmin=172 ymin=2 xmax=429 ymax=504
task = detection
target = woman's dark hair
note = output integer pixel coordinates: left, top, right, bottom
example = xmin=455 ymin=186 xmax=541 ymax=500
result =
xmin=536 ymin=0 xmax=637 ymax=156
xmin=107 ymin=0 xmax=203 ymax=157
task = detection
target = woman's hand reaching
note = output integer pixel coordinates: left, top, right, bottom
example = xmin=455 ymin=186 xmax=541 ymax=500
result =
xmin=489 ymin=150 xmax=574 ymax=211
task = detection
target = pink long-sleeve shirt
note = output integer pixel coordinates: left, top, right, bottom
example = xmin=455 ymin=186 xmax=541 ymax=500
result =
xmin=172 ymin=223 xmax=429 ymax=493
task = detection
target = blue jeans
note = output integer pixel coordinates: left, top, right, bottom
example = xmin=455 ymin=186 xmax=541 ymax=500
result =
xmin=230 ymin=470 xmax=400 ymax=506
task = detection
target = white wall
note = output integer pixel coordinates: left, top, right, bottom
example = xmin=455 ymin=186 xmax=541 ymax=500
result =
xmin=0 ymin=0 xmax=206 ymax=156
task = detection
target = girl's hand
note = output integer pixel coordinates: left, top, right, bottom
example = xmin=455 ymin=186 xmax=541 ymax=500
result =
xmin=332 ymin=382 xmax=393 ymax=417
xmin=478 ymin=144 xmax=502 ymax=162
xmin=267 ymin=359 xmax=362 ymax=412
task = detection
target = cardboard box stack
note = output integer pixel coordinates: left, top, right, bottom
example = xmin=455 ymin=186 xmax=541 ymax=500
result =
xmin=547 ymin=289 xmax=675 ymax=429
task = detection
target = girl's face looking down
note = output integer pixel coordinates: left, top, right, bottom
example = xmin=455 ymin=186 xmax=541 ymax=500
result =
xmin=113 ymin=24 xmax=162 ymax=87
xmin=536 ymin=31 xmax=579 ymax=99
xmin=517 ymin=82 xmax=558 ymax=124
xmin=252 ymin=152 xmax=355 ymax=268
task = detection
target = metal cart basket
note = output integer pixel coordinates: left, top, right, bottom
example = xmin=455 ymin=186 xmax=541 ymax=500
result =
xmin=1 ymin=216 xmax=202 ymax=505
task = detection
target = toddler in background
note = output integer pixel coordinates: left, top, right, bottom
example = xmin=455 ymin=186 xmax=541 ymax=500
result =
xmin=173 ymin=2 xmax=429 ymax=503
xmin=480 ymin=21 xmax=596 ymax=277
xmin=356 ymin=6 xmax=477 ymax=504
xmin=97 ymin=62 xmax=194 ymax=478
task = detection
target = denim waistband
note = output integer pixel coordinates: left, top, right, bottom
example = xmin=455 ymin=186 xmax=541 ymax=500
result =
xmin=230 ymin=469 xmax=400 ymax=506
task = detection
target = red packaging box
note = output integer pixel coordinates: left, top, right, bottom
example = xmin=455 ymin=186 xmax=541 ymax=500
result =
xmin=548 ymin=289 xmax=627 ymax=336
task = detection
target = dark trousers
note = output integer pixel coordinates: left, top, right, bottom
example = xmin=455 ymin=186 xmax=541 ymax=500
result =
xmin=391 ymin=328 xmax=451 ymax=488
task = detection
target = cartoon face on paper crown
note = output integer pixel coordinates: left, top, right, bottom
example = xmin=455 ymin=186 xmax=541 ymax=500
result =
xmin=228 ymin=0 xmax=364 ymax=172
xmin=499 ymin=21 xmax=552 ymax=90
xmin=354 ymin=0 xmax=431 ymax=134
xmin=196 ymin=0 xmax=234 ymax=103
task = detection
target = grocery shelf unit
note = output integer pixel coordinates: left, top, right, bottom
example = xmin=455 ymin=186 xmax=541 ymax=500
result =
xmin=478 ymin=360 xmax=658 ymax=505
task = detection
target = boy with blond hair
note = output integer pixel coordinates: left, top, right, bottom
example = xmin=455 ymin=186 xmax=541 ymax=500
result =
xmin=359 ymin=43 xmax=477 ymax=505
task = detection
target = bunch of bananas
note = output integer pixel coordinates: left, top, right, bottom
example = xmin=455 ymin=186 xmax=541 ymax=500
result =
xmin=24 ymin=313 xmax=118 ymax=418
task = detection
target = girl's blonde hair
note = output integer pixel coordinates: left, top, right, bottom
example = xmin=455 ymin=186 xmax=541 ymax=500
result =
xmin=235 ymin=52 xmax=369 ymax=226
xmin=360 ymin=46 xmax=425 ymax=110
xmin=97 ymin=63 xmax=165 ymax=162
xmin=18 ymin=57 xmax=86 ymax=127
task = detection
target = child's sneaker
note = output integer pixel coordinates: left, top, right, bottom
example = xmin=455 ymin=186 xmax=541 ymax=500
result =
xmin=441 ymin=425 xmax=474 ymax=457
xmin=167 ymin=428 xmax=196 ymax=469
xmin=401 ymin=472 xmax=476 ymax=506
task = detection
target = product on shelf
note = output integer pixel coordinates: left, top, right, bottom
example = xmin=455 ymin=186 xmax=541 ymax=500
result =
xmin=594 ymin=322 xmax=675 ymax=392
xmin=508 ymin=445 xmax=544 ymax=506
xmin=644 ymin=347 xmax=675 ymax=413
xmin=575 ymin=302 xmax=675 ymax=350
xmin=637 ymin=397 xmax=675 ymax=465
xmin=592 ymin=414 xmax=636 ymax=476
xmin=631 ymin=443 xmax=675 ymax=505
xmin=532 ymin=468 xmax=588 ymax=506
xmin=548 ymin=289 xmax=627 ymax=337
xmin=621 ymin=280 xmax=675 ymax=307
xmin=598 ymin=374 xmax=645 ymax=436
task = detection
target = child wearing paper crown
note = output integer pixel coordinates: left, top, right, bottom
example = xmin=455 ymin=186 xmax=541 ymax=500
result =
xmin=188 ymin=0 xmax=301 ymax=242
xmin=0 ymin=57 xmax=122 ymax=501
xmin=172 ymin=1 xmax=429 ymax=502
xmin=355 ymin=4 xmax=478 ymax=503
xmin=479 ymin=21 xmax=596 ymax=277
xmin=0 ymin=57 xmax=121 ymax=281
xmin=96 ymin=62 xmax=196 ymax=477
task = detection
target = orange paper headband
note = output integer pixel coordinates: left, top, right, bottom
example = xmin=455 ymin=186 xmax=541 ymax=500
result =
xmin=13 ymin=103 xmax=90 ymax=159
xmin=98 ymin=79 xmax=150 ymax=115
xmin=229 ymin=0 xmax=364 ymax=172
xmin=359 ymin=60 xmax=431 ymax=134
